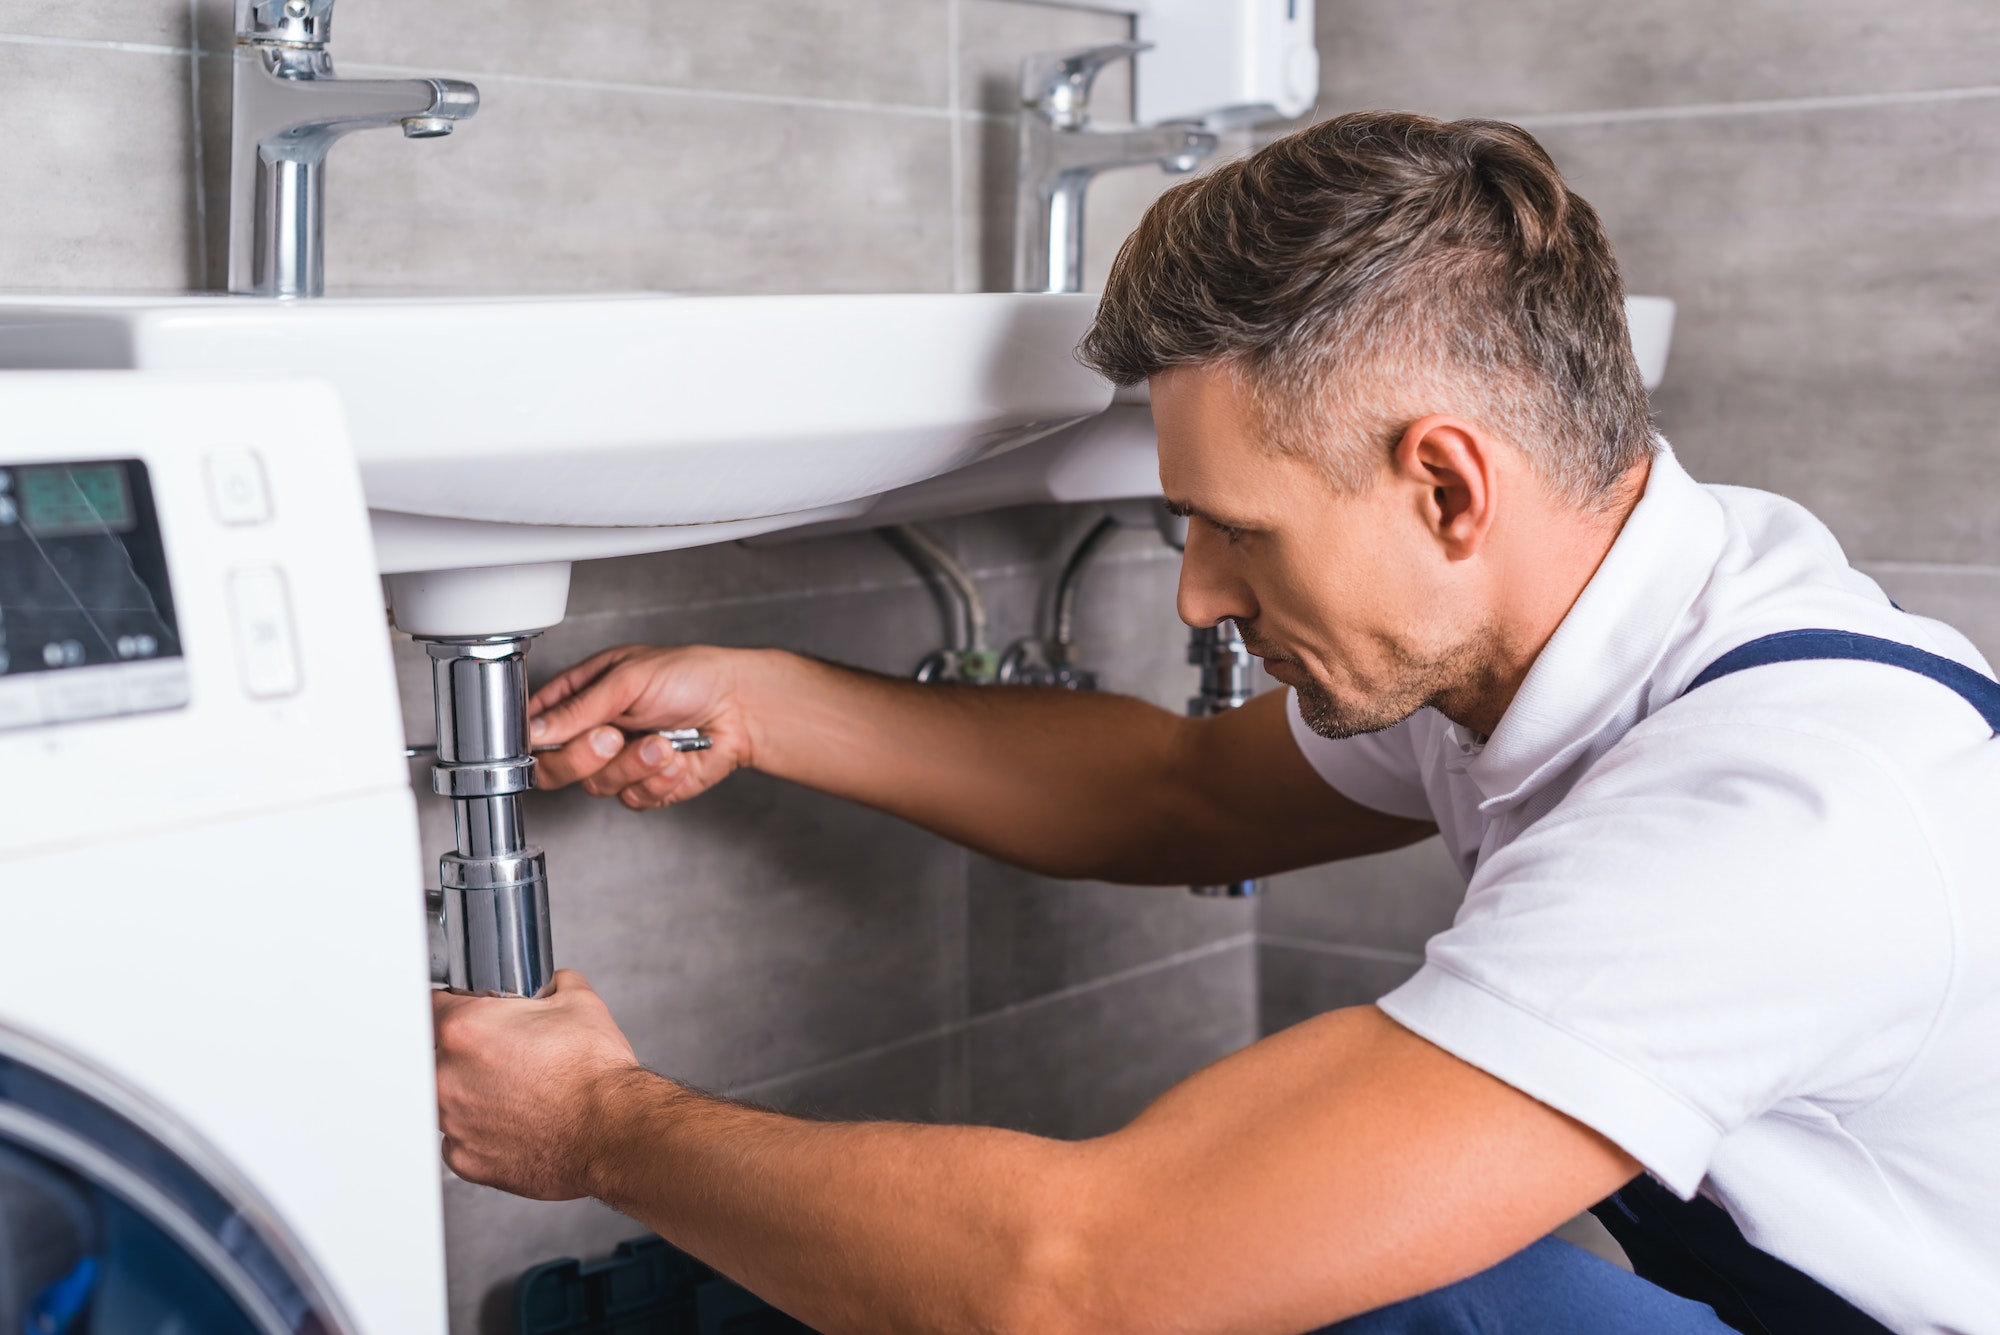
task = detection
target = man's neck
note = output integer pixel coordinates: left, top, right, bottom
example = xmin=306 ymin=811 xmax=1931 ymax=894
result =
xmin=1434 ymin=458 xmax=1652 ymax=737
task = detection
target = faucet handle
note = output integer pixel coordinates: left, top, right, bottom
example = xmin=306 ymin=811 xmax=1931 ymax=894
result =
xmin=1020 ymin=41 xmax=1152 ymax=130
xmin=237 ymin=0 xmax=336 ymax=46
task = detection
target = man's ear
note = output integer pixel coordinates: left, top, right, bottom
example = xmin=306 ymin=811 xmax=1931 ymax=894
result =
xmin=1393 ymin=415 xmax=1498 ymax=560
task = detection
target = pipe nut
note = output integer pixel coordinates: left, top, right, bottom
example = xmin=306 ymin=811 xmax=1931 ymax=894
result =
xmin=431 ymin=755 xmax=536 ymax=799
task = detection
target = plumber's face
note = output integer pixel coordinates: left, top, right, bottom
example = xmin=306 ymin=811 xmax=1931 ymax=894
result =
xmin=1152 ymin=364 xmax=1485 ymax=738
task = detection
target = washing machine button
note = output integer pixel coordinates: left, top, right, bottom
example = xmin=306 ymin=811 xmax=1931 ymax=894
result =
xmin=206 ymin=449 xmax=272 ymax=526
xmin=227 ymin=565 xmax=301 ymax=699
xmin=40 ymin=665 xmax=121 ymax=723
xmin=118 ymin=661 xmax=191 ymax=715
xmin=0 ymin=676 xmax=44 ymax=731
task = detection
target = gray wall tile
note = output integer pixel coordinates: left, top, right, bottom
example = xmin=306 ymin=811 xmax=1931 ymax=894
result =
xmin=1260 ymin=836 xmax=1464 ymax=957
xmin=1863 ymin=564 xmax=2000 ymax=666
xmin=1315 ymin=0 xmax=2000 ymax=121
xmin=0 ymin=44 xmax=199 ymax=290
xmin=735 ymin=1029 xmax=969 ymax=1123
xmin=530 ymin=770 xmax=969 ymax=1092
xmin=968 ymin=940 xmax=1256 ymax=1139
xmin=1539 ymin=100 xmax=2000 ymax=564
xmin=1258 ymin=941 xmax=1421 ymax=1037
xmin=329 ymin=0 xmax=953 ymax=110
xmin=0 ymin=0 xmax=190 ymax=45
xmin=322 ymin=81 xmax=956 ymax=295
xmin=440 ymin=1175 xmax=647 ymax=1335
xmin=969 ymin=859 xmax=1252 ymax=1012
xmin=957 ymin=0 xmax=1130 ymax=119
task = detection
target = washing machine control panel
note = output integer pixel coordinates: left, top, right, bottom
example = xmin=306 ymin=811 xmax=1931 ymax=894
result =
xmin=0 ymin=457 xmax=190 ymax=731
xmin=0 ymin=373 xmax=409 ymax=859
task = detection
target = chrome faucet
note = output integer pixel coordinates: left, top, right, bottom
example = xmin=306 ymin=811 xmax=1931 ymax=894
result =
xmin=228 ymin=0 xmax=479 ymax=297
xmin=1014 ymin=43 xmax=1219 ymax=294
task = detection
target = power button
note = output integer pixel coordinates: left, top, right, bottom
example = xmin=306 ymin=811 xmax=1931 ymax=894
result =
xmin=227 ymin=565 xmax=301 ymax=699
xmin=206 ymin=449 xmax=271 ymax=526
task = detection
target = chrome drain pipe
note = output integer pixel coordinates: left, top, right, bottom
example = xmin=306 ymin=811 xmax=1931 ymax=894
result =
xmin=420 ymin=635 xmax=554 ymax=997
xmin=1188 ymin=619 xmax=1260 ymax=899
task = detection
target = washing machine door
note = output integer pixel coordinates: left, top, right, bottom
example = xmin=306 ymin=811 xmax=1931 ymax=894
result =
xmin=0 ymin=1024 xmax=356 ymax=1335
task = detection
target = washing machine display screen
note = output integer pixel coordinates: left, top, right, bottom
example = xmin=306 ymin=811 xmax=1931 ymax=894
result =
xmin=0 ymin=459 xmax=187 ymax=731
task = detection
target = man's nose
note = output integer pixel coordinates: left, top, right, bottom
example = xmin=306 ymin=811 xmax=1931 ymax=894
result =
xmin=1175 ymin=529 xmax=1257 ymax=629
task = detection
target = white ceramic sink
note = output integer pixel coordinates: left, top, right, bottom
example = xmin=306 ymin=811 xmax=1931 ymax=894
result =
xmin=0 ymin=293 xmax=1111 ymax=574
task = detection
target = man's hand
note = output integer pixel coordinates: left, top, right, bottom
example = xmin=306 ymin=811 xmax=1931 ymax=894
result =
xmin=528 ymin=645 xmax=757 ymax=810
xmin=430 ymin=985 xmax=1639 ymax=1335
xmin=433 ymin=970 xmax=646 ymax=1200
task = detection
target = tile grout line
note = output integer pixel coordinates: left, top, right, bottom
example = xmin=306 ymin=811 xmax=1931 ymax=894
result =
xmin=1509 ymin=81 xmax=2000 ymax=129
xmin=12 ymin=31 xmax=2000 ymax=130
xmin=340 ymin=58 xmax=972 ymax=123
xmin=946 ymin=0 xmax=969 ymax=294
xmin=186 ymin=0 xmax=207 ymax=292
xmin=0 ymin=30 xmax=191 ymax=56
xmin=1257 ymin=934 xmax=1425 ymax=967
xmin=1862 ymin=560 xmax=2000 ymax=576
xmin=725 ymin=932 xmax=1255 ymax=1100
xmin=0 ymin=31 xmax=994 ymax=122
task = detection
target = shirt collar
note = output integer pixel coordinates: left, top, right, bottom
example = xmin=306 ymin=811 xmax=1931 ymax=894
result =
xmin=1462 ymin=443 xmax=1726 ymax=808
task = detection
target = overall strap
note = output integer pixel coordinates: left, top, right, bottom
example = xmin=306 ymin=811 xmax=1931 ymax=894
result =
xmin=1591 ymin=1176 xmax=1894 ymax=1335
xmin=1602 ymin=625 xmax=1988 ymax=1333
xmin=1682 ymin=627 xmax=2000 ymax=732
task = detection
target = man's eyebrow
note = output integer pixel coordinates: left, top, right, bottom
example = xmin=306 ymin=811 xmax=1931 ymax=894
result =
xmin=1164 ymin=498 xmax=1263 ymax=531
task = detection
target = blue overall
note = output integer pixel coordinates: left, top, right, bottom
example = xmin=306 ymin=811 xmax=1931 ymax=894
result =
xmin=1314 ymin=629 xmax=2000 ymax=1335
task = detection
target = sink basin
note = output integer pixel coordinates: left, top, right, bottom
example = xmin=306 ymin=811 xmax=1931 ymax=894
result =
xmin=0 ymin=293 xmax=1110 ymax=572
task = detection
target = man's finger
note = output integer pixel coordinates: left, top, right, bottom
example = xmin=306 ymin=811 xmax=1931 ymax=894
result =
xmin=624 ymin=757 xmax=703 ymax=806
xmin=529 ymin=670 xmax=645 ymax=749
xmin=526 ymin=646 xmax=630 ymax=715
xmin=535 ymin=726 xmax=628 ymax=789
xmin=579 ymin=735 xmax=682 ymax=798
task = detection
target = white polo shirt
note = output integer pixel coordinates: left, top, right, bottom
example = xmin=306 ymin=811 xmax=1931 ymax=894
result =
xmin=1287 ymin=447 xmax=2000 ymax=1334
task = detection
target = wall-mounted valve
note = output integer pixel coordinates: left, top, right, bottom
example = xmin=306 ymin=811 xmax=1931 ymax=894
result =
xmin=1187 ymin=619 xmax=1260 ymax=898
xmin=884 ymin=524 xmax=999 ymax=684
xmin=999 ymin=514 xmax=1122 ymax=690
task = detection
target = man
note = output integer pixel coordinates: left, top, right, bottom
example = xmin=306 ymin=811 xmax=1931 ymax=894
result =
xmin=432 ymin=114 xmax=1999 ymax=1333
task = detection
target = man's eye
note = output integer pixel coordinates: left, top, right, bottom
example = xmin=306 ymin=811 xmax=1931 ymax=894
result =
xmin=1212 ymin=520 xmax=1248 ymax=545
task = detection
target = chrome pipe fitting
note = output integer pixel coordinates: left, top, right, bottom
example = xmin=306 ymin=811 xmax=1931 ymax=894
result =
xmin=419 ymin=636 xmax=555 ymax=997
xmin=1189 ymin=619 xmax=1260 ymax=899
xmin=433 ymin=855 xmax=553 ymax=998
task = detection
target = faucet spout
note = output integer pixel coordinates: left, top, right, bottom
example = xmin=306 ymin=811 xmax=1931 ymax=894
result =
xmin=226 ymin=3 xmax=479 ymax=297
xmin=1015 ymin=117 xmax=1217 ymax=294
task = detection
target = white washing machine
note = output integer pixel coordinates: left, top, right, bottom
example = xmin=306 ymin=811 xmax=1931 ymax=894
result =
xmin=0 ymin=373 xmax=445 ymax=1334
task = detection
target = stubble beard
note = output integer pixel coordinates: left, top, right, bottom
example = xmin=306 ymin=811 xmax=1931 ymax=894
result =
xmin=1265 ymin=624 xmax=1496 ymax=742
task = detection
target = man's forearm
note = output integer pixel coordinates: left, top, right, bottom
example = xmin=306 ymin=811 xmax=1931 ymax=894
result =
xmin=732 ymin=649 xmax=1198 ymax=879
xmin=728 ymin=650 xmax=1425 ymax=883
xmin=585 ymin=1069 xmax=1077 ymax=1335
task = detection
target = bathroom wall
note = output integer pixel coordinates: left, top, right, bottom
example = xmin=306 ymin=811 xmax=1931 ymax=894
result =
xmin=0 ymin=3 xmax=1250 ymax=1330
xmin=1259 ymin=0 xmax=2000 ymax=1038
xmin=11 ymin=0 xmax=2000 ymax=1329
